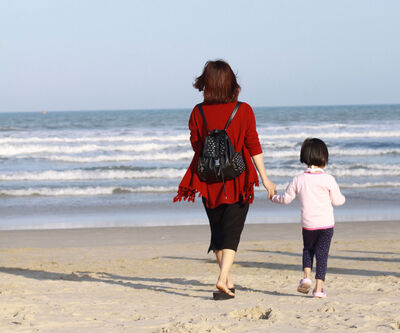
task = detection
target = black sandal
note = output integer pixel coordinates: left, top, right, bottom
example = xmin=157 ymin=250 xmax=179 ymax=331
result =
xmin=213 ymin=290 xmax=235 ymax=300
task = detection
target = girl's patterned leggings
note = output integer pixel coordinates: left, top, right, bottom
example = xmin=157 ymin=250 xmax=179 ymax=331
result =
xmin=302 ymin=227 xmax=334 ymax=281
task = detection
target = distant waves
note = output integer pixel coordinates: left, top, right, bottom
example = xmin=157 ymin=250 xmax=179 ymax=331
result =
xmin=0 ymin=106 xmax=399 ymax=201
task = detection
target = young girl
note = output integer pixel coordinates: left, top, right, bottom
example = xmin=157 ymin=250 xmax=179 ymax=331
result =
xmin=271 ymin=138 xmax=345 ymax=298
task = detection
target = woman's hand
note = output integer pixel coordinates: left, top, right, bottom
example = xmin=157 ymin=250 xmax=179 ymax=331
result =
xmin=262 ymin=179 xmax=276 ymax=200
xmin=251 ymin=153 xmax=276 ymax=200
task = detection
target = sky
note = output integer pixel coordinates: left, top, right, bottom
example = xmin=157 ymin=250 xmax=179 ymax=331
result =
xmin=0 ymin=0 xmax=399 ymax=112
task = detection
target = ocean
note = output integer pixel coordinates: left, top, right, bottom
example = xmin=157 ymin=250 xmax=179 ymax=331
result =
xmin=1 ymin=104 xmax=399 ymax=230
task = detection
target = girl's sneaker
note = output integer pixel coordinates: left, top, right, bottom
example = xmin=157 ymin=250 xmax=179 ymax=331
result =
xmin=313 ymin=288 xmax=327 ymax=298
xmin=297 ymin=278 xmax=312 ymax=294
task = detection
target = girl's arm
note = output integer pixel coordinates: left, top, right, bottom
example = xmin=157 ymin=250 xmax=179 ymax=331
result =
xmin=252 ymin=153 xmax=276 ymax=200
xmin=329 ymin=177 xmax=346 ymax=206
xmin=271 ymin=178 xmax=297 ymax=204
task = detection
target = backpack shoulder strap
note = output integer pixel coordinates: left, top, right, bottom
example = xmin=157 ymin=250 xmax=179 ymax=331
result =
xmin=197 ymin=103 xmax=210 ymax=133
xmin=224 ymin=102 xmax=242 ymax=130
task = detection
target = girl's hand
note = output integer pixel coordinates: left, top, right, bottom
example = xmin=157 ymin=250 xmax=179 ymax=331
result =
xmin=262 ymin=179 xmax=276 ymax=200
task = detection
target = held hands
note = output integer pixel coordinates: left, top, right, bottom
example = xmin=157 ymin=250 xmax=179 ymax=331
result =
xmin=262 ymin=179 xmax=276 ymax=200
xmin=250 ymin=153 xmax=276 ymax=200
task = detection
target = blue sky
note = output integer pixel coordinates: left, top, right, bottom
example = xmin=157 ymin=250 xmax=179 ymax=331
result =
xmin=0 ymin=1 xmax=399 ymax=112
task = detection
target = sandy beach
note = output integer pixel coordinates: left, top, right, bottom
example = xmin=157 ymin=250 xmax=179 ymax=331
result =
xmin=0 ymin=221 xmax=399 ymax=333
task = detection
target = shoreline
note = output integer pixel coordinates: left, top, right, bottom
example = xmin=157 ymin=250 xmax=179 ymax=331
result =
xmin=1 ymin=220 xmax=399 ymax=248
xmin=2 ymin=193 xmax=400 ymax=231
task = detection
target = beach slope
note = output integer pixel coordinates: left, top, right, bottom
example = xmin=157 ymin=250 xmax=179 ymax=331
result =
xmin=1 ymin=221 xmax=399 ymax=332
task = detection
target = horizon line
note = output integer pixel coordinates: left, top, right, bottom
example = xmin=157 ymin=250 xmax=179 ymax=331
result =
xmin=1 ymin=102 xmax=399 ymax=113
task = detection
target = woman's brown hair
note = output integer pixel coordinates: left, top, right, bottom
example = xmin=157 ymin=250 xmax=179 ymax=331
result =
xmin=193 ymin=60 xmax=241 ymax=104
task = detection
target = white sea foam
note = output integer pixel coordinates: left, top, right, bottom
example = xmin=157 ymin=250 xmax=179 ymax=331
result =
xmin=0 ymin=134 xmax=189 ymax=144
xmin=261 ymin=140 xmax=298 ymax=149
xmin=42 ymin=151 xmax=194 ymax=162
xmin=267 ymin=166 xmax=400 ymax=178
xmin=0 ymin=142 xmax=187 ymax=156
xmin=0 ymin=127 xmax=22 ymax=131
xmin=257 ymin=181 xmax=400 ymax=192
xmin=264 ymin=148 xmax=400 ymax=158
xmin=0 ymin=186 xmax=177 ymax=197
xmin=0 ymin=168 xmax=186 ymax=181
xmin=1 ymin=128 xmax=399 ymax=147
xmin=329 ymin=168 xmax=400 ymax=177
xmin=1 ymin=162 xmax=399 ymax=182
xmin=258 ymin=123 xmax=374 ymax=132
xmin=259 ymin=131 xmax=400 ymax=140
xmin=1 ymin=179 xmax=399 ymax=198
xmin=339 ymin=182 xmax=400 ymax=189
xmin=3 ymin=146 xmax=398 ymax=162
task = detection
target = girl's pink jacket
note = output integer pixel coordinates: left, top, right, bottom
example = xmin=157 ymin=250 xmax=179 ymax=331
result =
xmin=271 ymin=170 xmax=345 ymax=230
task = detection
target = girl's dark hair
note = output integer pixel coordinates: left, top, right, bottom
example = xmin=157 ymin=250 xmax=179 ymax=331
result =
xmin=193 ymin=60 xmax=241 ymax=104
xmin=300 ymin=138 xmax=329 ymax=167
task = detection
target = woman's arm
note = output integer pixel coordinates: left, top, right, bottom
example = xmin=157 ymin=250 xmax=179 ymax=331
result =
xmin=188 ymin=108 xmax=202 ymax=154
xmin=243 ymin=106 xmax=276 ymax=199
xmin=252 ymin=153 xmax=276 ymax=199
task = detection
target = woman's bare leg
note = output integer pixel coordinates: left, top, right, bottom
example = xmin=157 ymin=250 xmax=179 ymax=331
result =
xmin=215 ymin=250 xmax=234 ymax=289
xmin=216 ymin=249 xmax=235 ymax=295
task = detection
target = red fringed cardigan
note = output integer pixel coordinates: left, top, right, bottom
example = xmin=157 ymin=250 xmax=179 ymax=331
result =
xmin=173 ymin=102 xmax=262 ymax=209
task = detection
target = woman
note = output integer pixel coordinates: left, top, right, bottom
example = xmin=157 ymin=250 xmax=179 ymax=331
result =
xmin=174 ymin=60 xmax=276 ymax=300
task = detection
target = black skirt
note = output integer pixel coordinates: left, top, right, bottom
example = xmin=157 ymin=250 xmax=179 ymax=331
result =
xmin=202 ymin=197 xmax=249 ymax=253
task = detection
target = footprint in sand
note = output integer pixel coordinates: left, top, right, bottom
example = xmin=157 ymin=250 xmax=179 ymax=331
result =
xmin=227 ymin=305 xmax=281 ymax=322
xmin=159 ymin=322 xmax=225 ymax=333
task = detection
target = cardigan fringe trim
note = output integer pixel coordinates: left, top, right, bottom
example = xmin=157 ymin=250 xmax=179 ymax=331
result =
xmin=173 ymin=186 xmax=200 ymax=203
xmin=173 ymin=179 xmax=259 ymax=205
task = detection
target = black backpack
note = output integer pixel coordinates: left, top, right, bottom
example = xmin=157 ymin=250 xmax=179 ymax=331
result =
xmin=197 ymin=102 xmax=246 ymax=197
